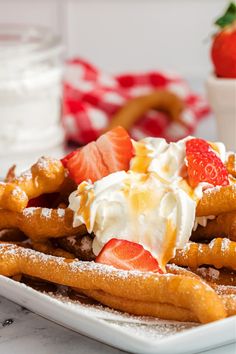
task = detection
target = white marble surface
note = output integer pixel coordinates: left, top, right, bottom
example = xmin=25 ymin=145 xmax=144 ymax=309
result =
xmin=0 ymin=295 xmax=235 ymax=354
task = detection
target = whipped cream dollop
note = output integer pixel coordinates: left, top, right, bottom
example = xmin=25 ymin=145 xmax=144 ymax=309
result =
xmin=130 ymin=136 xmax=226 ymax=182
xmin=69 ymin=171 xmax=196 ymax=268
xmin=69 ymin=137 xmax=227 ymax=267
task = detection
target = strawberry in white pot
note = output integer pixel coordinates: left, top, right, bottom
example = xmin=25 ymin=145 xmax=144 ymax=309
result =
xmin=206 ymin=2 xmax=236 ymax=151
xmin=211 ymin=2 xmax=236 ymax=78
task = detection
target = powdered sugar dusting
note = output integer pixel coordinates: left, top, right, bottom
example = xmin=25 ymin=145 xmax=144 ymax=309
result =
xmin=11 ymin=186 xmax=27 ymax=200
xmin=57 ymin=208 xmax=65 ymax=218
xmin=37 ymin=157 xmax=50 ymax=170
xmin=0 ymin=243 xmax=174 ymax=281
xmin=208 ymin=268 xmax=220 ymax=280
xmin=17 ymin=170 xmax=32 ymax=182
xmin=41 ymin=287 xmax=199 ymax=336
xmin=41 ymin=208 xmax=52 ymax=219
xmin=80 ymin=236 xmax=92 ymax=252
xmin=221 ymin=238 xmax=231 ymax=252
xmin=204 ymin=185 xmax=222 ymax=194
xmin=23 ymin=207 xmax=37 ymax=217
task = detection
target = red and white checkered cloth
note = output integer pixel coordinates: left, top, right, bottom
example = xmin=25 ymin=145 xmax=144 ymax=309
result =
xmin=63 ymin=58 xmax=210 ymax=145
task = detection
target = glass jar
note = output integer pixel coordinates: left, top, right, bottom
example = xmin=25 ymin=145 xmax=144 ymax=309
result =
xmin=0 ymin=24 xmax=65 ymax=176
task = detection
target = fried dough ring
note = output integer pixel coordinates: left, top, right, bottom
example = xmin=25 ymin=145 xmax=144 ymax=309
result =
xmin=196 ymin=185 xmax=236 ymax=217
xmin=0 ymin=157 xmax=66 ymax=212
xmin=170 ymin=238 xmax=236 ymax=270
xmin=0 ymin=208 xmax=86 ymax=241
xmin=192 ymin=211 xmax=236 ymax=242
xmin=79 ymin=289 xmax=197 ymax=322
xmin=105 ymin=90 xmax=185 ymax=132
xmin=0 ymin=243 xmax=226 ymax=323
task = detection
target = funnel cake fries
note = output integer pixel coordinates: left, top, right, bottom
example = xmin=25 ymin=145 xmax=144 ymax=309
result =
xmin=196 ymin=185 xmax=236 ymax=217
xmin=170 ymin=238 xmax=236 ymax=270
xmin=192 ymin=211 xmax=236 ymax=242
xmin=0 ymin=208 xmax=86 ymax=241
xmin=0 ymin=157 xmax=65 ymax=212
xmin=1 ymin=130 xmax=236 ymax=326
xmin=106 ymin=90 xmax=185 ymax=132
xmin=0 ymin=242 xmax=226 ymax=323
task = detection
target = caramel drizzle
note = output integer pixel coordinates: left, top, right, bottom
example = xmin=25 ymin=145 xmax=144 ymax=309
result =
xmin=76 ymin=182 xmax=95 ymax=231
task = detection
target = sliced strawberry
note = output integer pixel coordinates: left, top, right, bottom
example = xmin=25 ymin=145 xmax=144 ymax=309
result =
xmin=186 ymin=138 xmax=210 ymax=154
xmin=61 ymin=126 xmax=133 ymax=184
xmin=96 ymin=238 xmax=163 ymax=273
xmin=96 ymin=126 xmax=134 ymax=173
xmin=66 ymin=142 xmax=109 ymax=184
xmin=186 ymin=140 xmax=229 ymax=188
xmin=61 ymin=150 xmax=78 ymax=167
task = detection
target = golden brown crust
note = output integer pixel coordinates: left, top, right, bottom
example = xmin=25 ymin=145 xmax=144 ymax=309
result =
xmin=105 ymin=90 xmax=185 ymax=132
xmin=0 ymin=183 xmax=28 ymax=213
xmin=170 ymin=238 xmax=236 ymax=270
xmin=79 ymin=289 xmax=197 ymax=322
xmin=0 ymin=208 xmax=86 ymax=241
xmin=196 ymin=185 xmax=236 ymax=217
xmin=0 ymin=157 xmax=66 ymax=212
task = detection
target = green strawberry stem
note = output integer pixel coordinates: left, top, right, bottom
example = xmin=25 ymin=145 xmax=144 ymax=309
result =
xmin=215 ymin=2 xmax=236 ymax=28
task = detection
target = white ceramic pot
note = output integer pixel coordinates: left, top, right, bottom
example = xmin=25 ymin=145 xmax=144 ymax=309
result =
xmin=206 ymin=74 xmax=236 ymax=151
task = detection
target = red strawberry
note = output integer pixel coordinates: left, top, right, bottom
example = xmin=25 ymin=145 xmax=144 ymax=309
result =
xmin=66 ymin=142 xmax=109 ymax=184
xmin=96 ymin=126 xmax=134 ymax=173
xmin=96 ymin=238 xmax=163 ymax=273
xmin=211 ymin=3 xmax=236 ymax=78
xmin=62 ymin=126 xmax=133 ymax=184
xmin=186 ymin=139 xmax=229 ymax=188
xmin=186 ymin=138 xmax=210 ymax=154
xmin=61 ymin=150 xmax=78 ymax=167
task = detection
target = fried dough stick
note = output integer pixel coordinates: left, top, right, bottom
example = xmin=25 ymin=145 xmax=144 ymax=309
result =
xmin=170 ymin=238 xmax=236 ymax=270
xmin=192 ymin=211 xmax=236 ymax=242
xmin=196 ymin=185 xmax=236 ymax=217
xmin=80 ymin=289 xmax=197 ymax=322
xmin=0 ymin=243 xmax=226 ymax=323
xmin=0 ymin=157 xmax=66 ymax=212
xmin=166 ymin=264 xmax=236 ymax=316
xmin=0 ymin=208 xmax=86 ymax=241
xmin=106 ymin=90 xmax=185 ymax=132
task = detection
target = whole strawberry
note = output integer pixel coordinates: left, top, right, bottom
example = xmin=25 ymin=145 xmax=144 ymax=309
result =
xmin=211 ymin=2 xmax=236 ymax=78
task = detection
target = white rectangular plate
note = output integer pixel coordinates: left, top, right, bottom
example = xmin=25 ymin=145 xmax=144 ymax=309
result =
xmin=0 ymin=275 xmax=235 ymax=354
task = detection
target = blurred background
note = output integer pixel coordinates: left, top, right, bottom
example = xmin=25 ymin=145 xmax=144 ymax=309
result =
xmin=0 ymin=0 xmax=227 ymax=82
xmin=0 ymin=0 xmax=231 ymax=175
